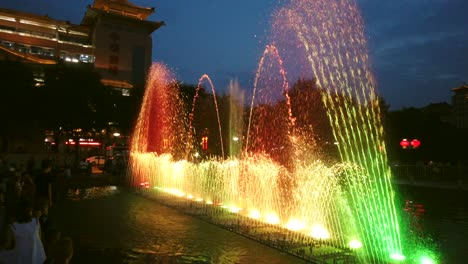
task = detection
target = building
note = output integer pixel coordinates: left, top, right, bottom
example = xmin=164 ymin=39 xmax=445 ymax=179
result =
xmin=0 ymin=0 xmax=164 ymax=95
xmin=451 ymin=84 xmax=468 ymax=129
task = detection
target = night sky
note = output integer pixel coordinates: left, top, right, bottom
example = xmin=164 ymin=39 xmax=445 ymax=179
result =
xmin=0 ymin=0 xmax=466 ymax=110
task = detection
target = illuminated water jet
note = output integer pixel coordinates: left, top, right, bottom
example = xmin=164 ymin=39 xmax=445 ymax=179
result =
xmin=228 ymin=80 xmax=244 ymax=158
xmin=129 ymin=0 xmax=439 ymax=263
xmin=187 ymin=74 xmax=224 ymax=158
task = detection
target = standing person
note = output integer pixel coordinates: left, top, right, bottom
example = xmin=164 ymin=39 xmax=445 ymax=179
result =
xmin=79 ymin=159 xmax=89 ymax=177
xmin=35 ymin=160 xmax=53 ymax=208
xmin=5 ymin=168 xmax=21 ymax=223
xmin=63 ymin=155 xmax=72 ymax=179
xmin=10 ymin=201 xmax=46 ymax=264
xmin=21 ymin=171 xmax=35 ymax=204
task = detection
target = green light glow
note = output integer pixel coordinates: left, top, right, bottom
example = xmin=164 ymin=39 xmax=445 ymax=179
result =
xmin=289 ymin=1 xmax=404 ymax=260
xmin=390 ymin=253 xmax=406 ymax=261
xmin=349 ymin=239 xmax=363 ymax=249
xmin=420 ymin=256 xmax=436 ymax=264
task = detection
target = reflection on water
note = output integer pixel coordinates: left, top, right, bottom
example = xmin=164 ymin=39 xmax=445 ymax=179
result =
xmin=49 ymin=186 xmax=307 ymax=264
xmin=398 ymin=186 xmax=468 ymax=264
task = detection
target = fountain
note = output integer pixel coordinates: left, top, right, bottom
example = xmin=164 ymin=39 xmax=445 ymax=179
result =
xmin=227 ymin=79 xmax=244 ymax=158
xmin=129 ymin=0 xmax=439 ymax=263
xmin=186 ymin=74 xmax=225 ymax=159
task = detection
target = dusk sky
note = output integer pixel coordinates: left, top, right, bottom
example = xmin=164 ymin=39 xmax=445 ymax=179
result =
xmin=0 ymin=0 xmax=466 ymax=110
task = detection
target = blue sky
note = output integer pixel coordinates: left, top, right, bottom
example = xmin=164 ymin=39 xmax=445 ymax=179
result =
xmin=0 ymin=0 xmax=466 ymax=110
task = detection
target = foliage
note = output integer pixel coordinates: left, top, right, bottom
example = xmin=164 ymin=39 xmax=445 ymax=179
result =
xmin=0 ymin=60 xmax=35 ymax=151
xmin=39 ymin=63 xmax=111 ymax=130
xmin=0 ymin=61 xmax=143 ymax=152
xmin=385 ymin=104 xmax=467 ymax=164
xmin=288 ymin=78 xmax=337 ymax=161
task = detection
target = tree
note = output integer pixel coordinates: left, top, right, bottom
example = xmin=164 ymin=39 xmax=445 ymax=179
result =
xmin=30 ymin=63 xmax=114 ymax=159
xmin=385 ymin=105 xmax=466 ymax=164
xmin=0 ymin=60 xmax=35 ymax=152
xmin=288 ymin=78 xmax=337 ymax=161
xmin=40 ymin=63 xmax=111 ymax=130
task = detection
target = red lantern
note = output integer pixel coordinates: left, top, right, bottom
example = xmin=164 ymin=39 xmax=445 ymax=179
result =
xmin=400 ymin=139 xmax=410 ymax=149
xmin=411 ymin=139 xmax=421 ymax=149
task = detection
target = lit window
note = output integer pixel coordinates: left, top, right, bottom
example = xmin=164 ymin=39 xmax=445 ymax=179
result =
xmin=79 ymin=54 xmax=95 ymax=63
xmin=122 ymin=89 xmax=130 ymax=96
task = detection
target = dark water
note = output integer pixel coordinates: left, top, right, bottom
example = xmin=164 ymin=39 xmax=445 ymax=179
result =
xmin=48 ymin=186 xmax=468 ymax=264
xmin=397 ymin=185 xmax=468 ymax=264
xmin=49 ymin=187 xmax=307 ymax=264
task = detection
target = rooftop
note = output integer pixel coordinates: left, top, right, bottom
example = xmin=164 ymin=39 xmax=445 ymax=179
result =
xmin=451 ymin=84 xmax=468 ymax=92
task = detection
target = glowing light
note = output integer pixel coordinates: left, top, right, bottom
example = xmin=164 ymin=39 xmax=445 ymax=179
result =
xmin=65 ymin=141 xmax=101 ymax=146
xmin=248 ymin=209 xmax=261 ymax=219
xmin=206 ymin=201 xmax=213 ymax=205
xmin=229 ymin=206 xmax=242 ymax=213
xmin=420 ymin=256 xmax=436 ymax=264
xmin=265 ymin=213 xmax=280 ymax=225
xmin=195 ymin=198 xmax=203 ymax=202
xmin=400 ymin=139 xmax=410 ymax=149
xmin=411 ymin=139 xmax=421 ymax=148
xmin=349 ymin=239 xmax=362 ymax=249
xmin=390 ymin=253 xmax=406 ymax=261
xmin=201 ymin=136 xmax=208 ymax=150
xmin=186 ymin=194 xmax=194 ymax=199
xmin=310 ymin=224 xmax=330 ymax=239
xmin=0 ymin=15 xmax=15 ymax=22
xmin=166 ymin=188 xmax=185 ymax=197
xmin=139 ymin=182 xmax=150 ymax=189
xmin=286 ymin=218 xmax=306 ymax=231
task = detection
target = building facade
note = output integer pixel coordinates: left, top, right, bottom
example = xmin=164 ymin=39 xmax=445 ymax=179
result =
xmin=451 ymin=84 xmax=468 ymax=129
xmin=0 ymin=0 xmax=163 ymax=95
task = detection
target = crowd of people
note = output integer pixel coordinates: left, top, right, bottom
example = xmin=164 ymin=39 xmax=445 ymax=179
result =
xmin=0 ymin=157 xmax=73 ymax=264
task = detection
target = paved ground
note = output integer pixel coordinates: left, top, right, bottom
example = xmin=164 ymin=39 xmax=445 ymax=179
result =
xmin=48 ymin=187 xmax=308 ymax=264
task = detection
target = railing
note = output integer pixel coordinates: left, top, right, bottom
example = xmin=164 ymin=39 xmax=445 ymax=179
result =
xmin=391 ymin=164 xmax=468 ymax=189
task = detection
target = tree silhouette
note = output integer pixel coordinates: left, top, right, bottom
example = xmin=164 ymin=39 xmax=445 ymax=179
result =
xmin=0 ymin=60 xmax=35 ymax=152
xmin=288 ymin=78 xmax=337 ymax=161
xmin=40 ymin=63 xmax=110 ymax=130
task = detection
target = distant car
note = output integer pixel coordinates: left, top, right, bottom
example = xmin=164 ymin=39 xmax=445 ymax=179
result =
xmin=85 ymin=156 xmax=106 ymax=167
